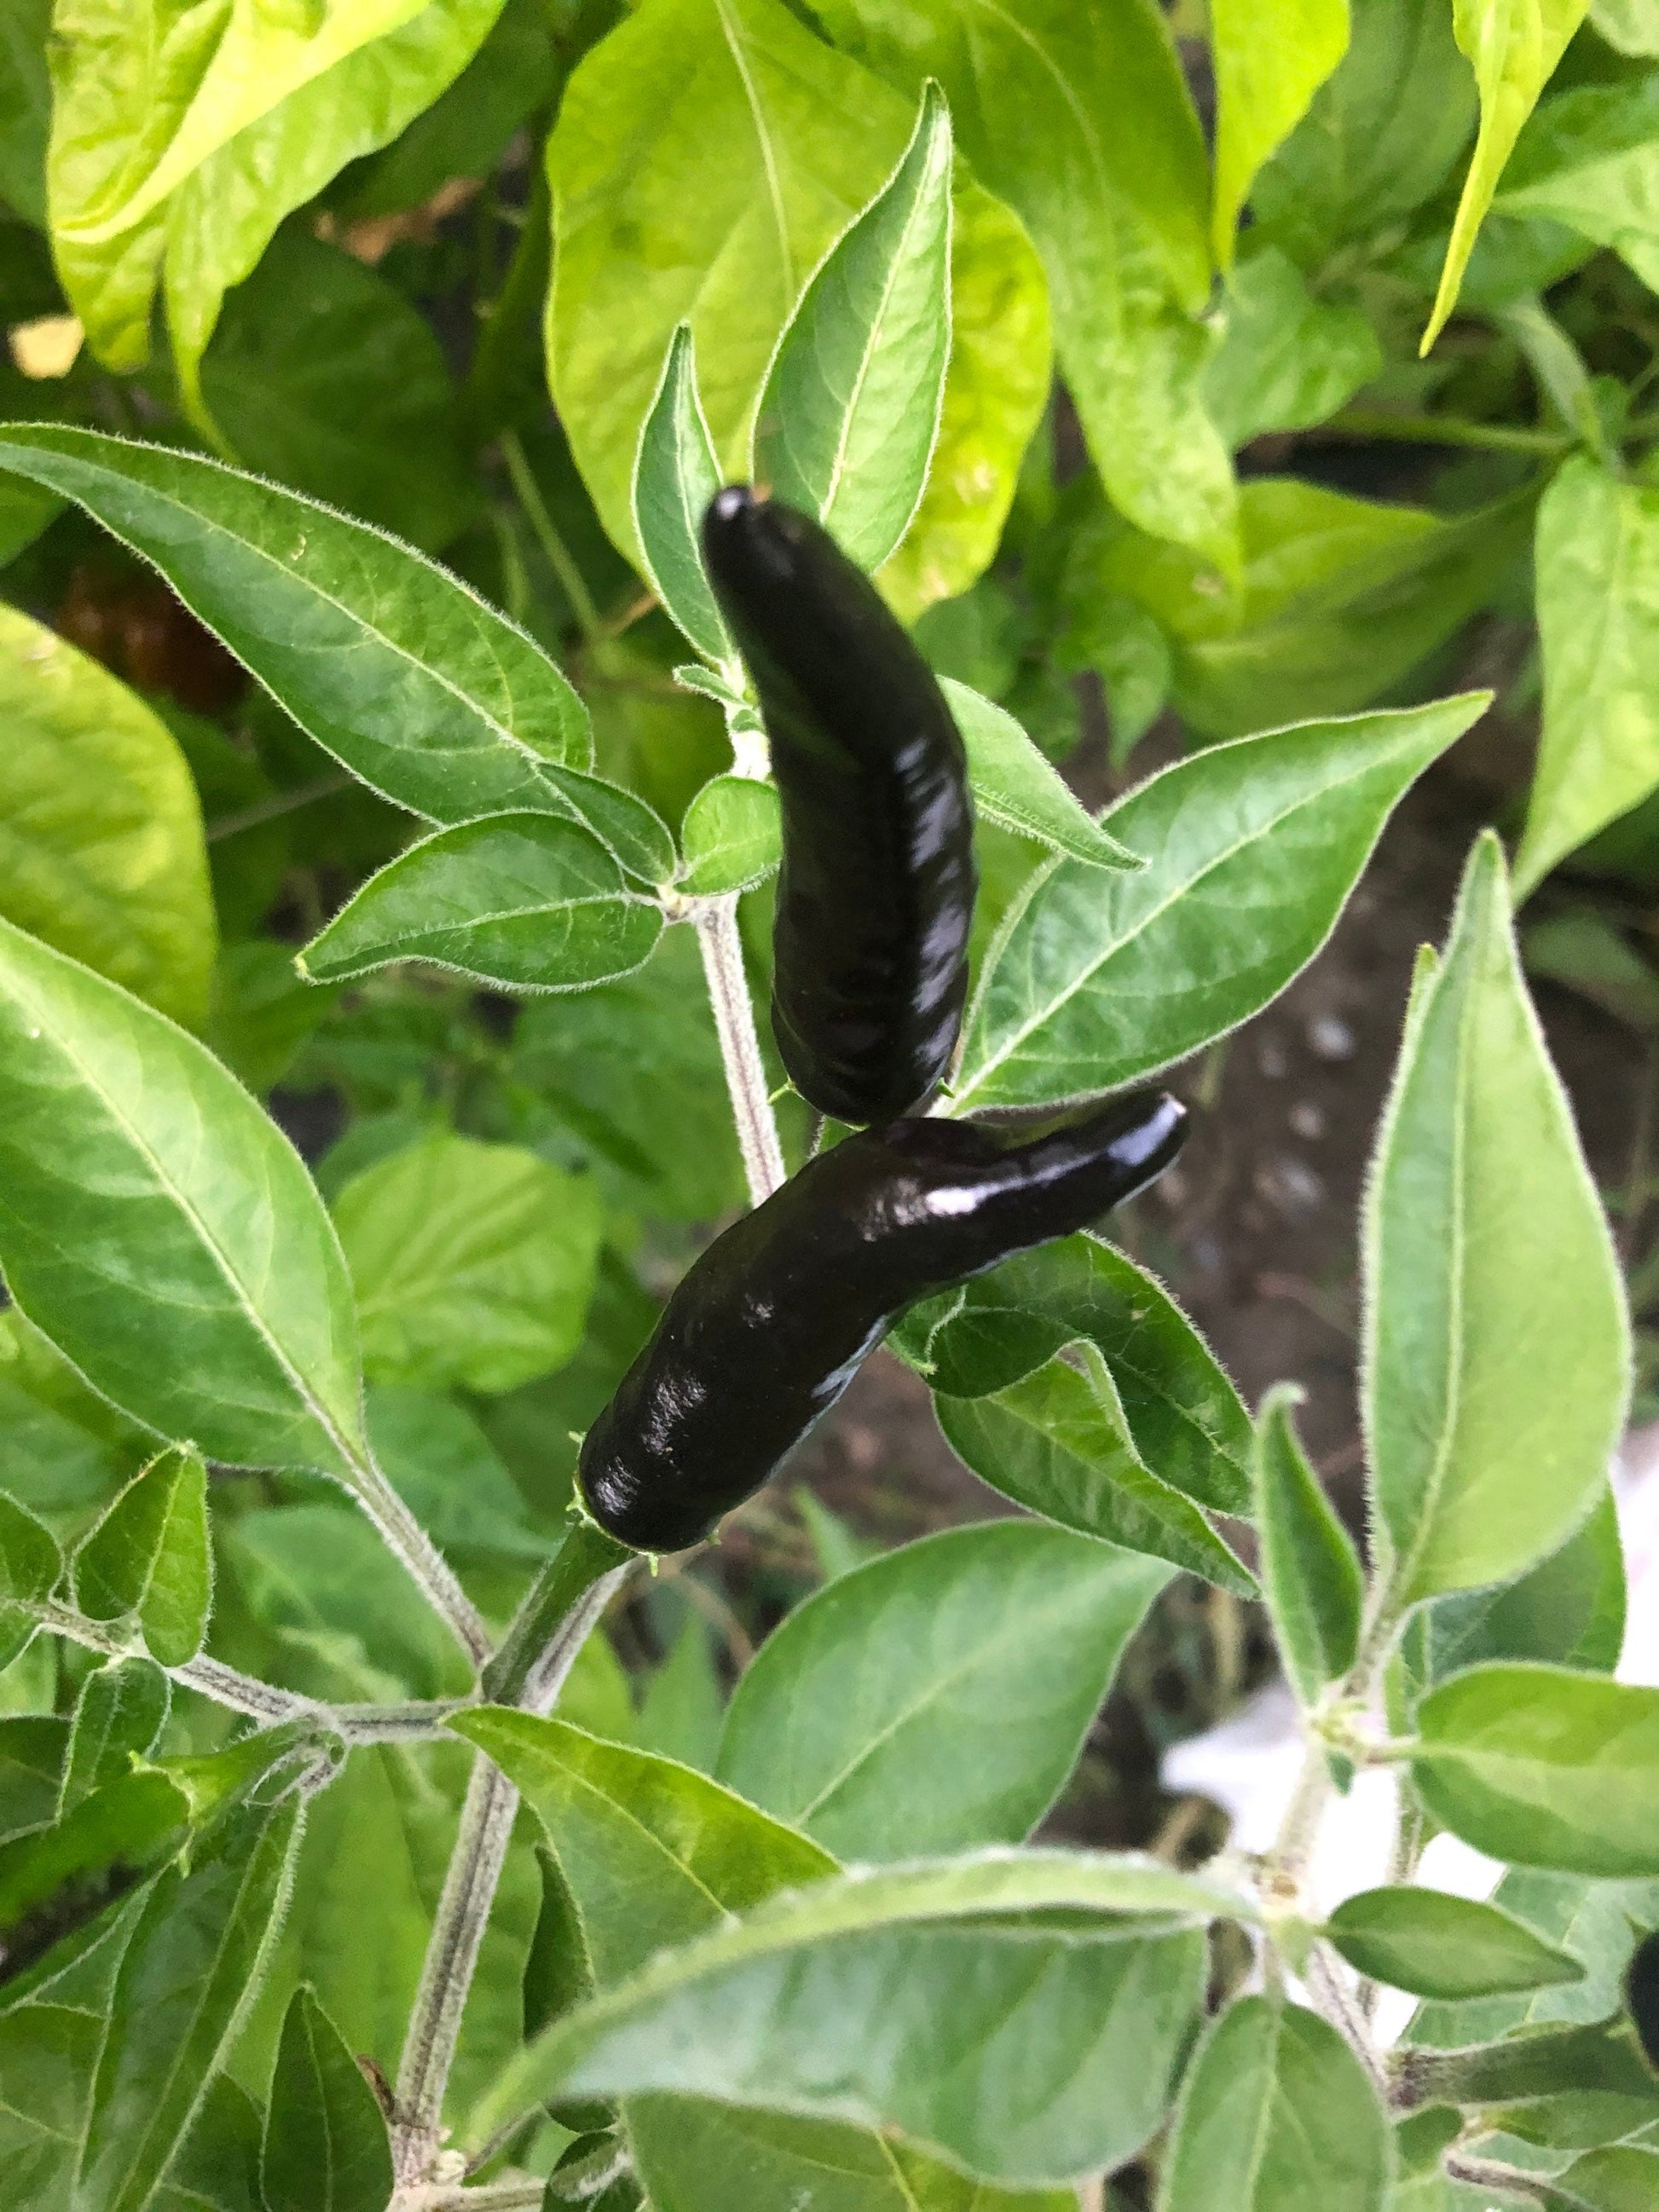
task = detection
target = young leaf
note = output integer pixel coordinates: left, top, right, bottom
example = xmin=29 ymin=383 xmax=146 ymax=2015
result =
xmin=298 ymin=815 xmax=665 ymax=994
xmin=78 ymin=1795 xmax=303 ymax=2212
xmin=1208 ymin=0 xmax=1351 ymax=269
xmin=1422 ymin=0 xmax=1586 ymax=350
xmin=1324 ymin=1886 xmax=1587 ymax=2001
xmin=73 ymin=1446 xmax=212 ymax=1666
xmin=920 ymin=1233 xmax=1254 ymax=1517
xmin=716 ymin=1519 xmax=1171 ymax=1858
xmin=0 ymin=1490 xmax=60 ymax=1676
xmin=754 ymin=80 xmax=952 ymax=575
xmin=470 ymin=1851 xmax=1222 ymax=2187
xmin=1156 ymin=1995 xmax=1390 ymax=2212
xmin=677 ymin=775 xmax=783 ymax=897
xmin=1493 ymin=74 xmax=1659 ymax=294
xmin=332 ymin=1134 xmax=604 ymax=1395
xmin=1365 ymin=834 xmax=1629 ymax=1608
xmin=955 ymin=695 xmax=1486 ymax=1109
xmin=0 ymin=604 xmax=217 ymax=1029
xmin=262 ymin=1984 xmax=394 ymax=2212
xmin=943 ymin=679 xmax=1140 ymax=869
xmin=633 ymin=324 xmax=734 ymax=668
xmin=936 ymin=1353 xmax=1255 ymax=1594
xmin=0 ymin=426 xmax=593 ymax=820
xmin=1516 ymin=456 xmax=1659 ymax=895
xmin=1412 ymin=1663 xmax=1659 ymax=1877
xmin=523 ymin=1841 xmax=596 ymax=2039
xmin=0 ymin=915 xmax=367 ymax=1479
xmin=60 ymin=1656 xmax=171 ymax=1816
xmin=1254 ymin=1384 xmax=1362 ymax=1709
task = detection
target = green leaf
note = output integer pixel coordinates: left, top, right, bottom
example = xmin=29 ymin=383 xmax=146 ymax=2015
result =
xmin=0 ymin=1768 xmax=189 ymax=1938
xmin=299 ymin=815 xmax=664 ymax=994
xmin=1413 ymin=1663 xmax=1659 ymax=1876
xmin=0 ymin=915 xmax=367 ymax=1478
xmin=1517 ymin=456 xmax=1659 ymax=894
xmin=1546 ymin=2149 xmax=1659 ymax=2212
xmin=1157 ymin=1995 xmax=1390 ymax=2212
xmin=1524 ymin=911 xmax=1659 ymax=1032
xmin=455 ymin=1709 xmax=836 ymax=1986
xmin=0 ymin=1490 xmax=59 ymax=1677
xmin=1254 ymin=1383 xmax=1362 ymax=1709
xmin=0 ymin=425 xmax=593 ymax=821
xmin=677 ymin=776 xmax=782 ymax=897
xmin=1364 ymin=834 xmax=1629 ymax=1608
xmin=0 ymin=0 xmax=49 ymax=225
xmin=942 ymin=680 xmax=1139 ymax=869
xmin=0 ymin=1306 xmax=153 ymax=1534
xmin=365 ymin=1386 xmax=544 ymax=1562
xmin=523 ymin=1839 xmax=594 ymax=2045
xmin=1494 ymin=73 xmax=1659 ymax=292
xmin=1202 ymin=242 xmax=1383 ymax=449
xmin=1424 ymin=0 xmax=1588 ymax=350
xmin=634 ymin=1617 xmax=725 ymax=1776
xmin=198 ymin=227 xmax=477 ymax=553
xmin=812 ymin=0 xmax=1235 ymax=571
xmin=473 ymin=1850 xmax=1224 ymax=2186
xmin=1209 ymin=0 xmax=1352 ymax=269
xmin=78 ymin=1795 xmax=303 ymax=2212
xmin=936 ymin=1354 xmax=1254 ymax=1593
xmin=73 ymin=1447 xmax=211 ymax=1667
xmin=955 ymin=695 xmax=1484 ymax=1110
xmin=1593 ymin=0 xmax=1659 ymax=51
xmin=0 ymin=604 xmax=217 ymax=1030
xmin=716 ymin=1520 xmax=1171 ymax=1858
xmin=1325 ymin=1886 xmax=1587 ymax=2001
xmin=332 ymin=1133 xmax=604 ymax=1396
xmin=917 ymin=1233 xmax=1254 ymax=1517
xmin=60 ymin=1657 xmax=170 ymax=1817
xmin=633 ymin=325 xmax=734 ymax=670
xmin=156 ymin=2072 xmax=265 ymax=2212
xmin=754 ymin=81 xmax=952 ymax=575
xmin=876 ymin=180 xmax=1050 ymax=623
xmin=261 ymin=1984 xmax=393 ymax=2212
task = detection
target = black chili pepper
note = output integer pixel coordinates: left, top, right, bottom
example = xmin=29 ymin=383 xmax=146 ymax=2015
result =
xmin=578 ymin=1089 xmax=1188 ymax=1552
xmin=702 ymin=485 xmax=976 ymax=1126
xmin=1627 ymin=1929 xmax=1659 ymax=2071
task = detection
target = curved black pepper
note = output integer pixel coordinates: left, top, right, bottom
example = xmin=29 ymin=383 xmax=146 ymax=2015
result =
xmin=702 ymin=485 xmax=976 ymax=1126
xmin=1627 ymin=1929 xmax=1659 ymax=2071
xmin=578 ymin=1090 xmax=1188 ymax=1552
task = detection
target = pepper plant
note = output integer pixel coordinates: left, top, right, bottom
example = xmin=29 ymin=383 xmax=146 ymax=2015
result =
xmin=3 ymin=4 xmax=1659 ymax=2211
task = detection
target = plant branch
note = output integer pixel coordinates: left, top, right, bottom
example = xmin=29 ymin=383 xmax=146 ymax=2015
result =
xmin=693 ymin=892 xmax=787 ymax=1204
xmin=401 ymin=2183 xmax=546 ymax=2211
xmin=205 ymin=771 xmax=351 ymax=842
xmin=481 ymin=1519 xmax=633 ymax=1706
xmin=1308 ymin=408 xmax=1569 ymax=455
xmin=500 ymin=430 xmax=604 ymax=645
xmin=1304 ymin=1940 xmax=1390 ymax=2099
xmin=1442 ymin=2153 xmax=1556 ymax=2205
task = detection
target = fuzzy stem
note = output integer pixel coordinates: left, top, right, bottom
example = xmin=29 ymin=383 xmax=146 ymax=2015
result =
xmin=344 ymin=1445 xmax=493 ymax=1666
xmin=1310 ymin=409 xmax=1569 ymax=455
xmin=1442 ymin=2153 xmax=1555 ymax=2204
xmin=694 ymin=892 xmax=787 ymax=1204
xmin=481 ymin=1520 xmax=633 ymax=1707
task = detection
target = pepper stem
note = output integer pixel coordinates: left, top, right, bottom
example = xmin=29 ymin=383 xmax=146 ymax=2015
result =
xmin=694 ymin=891 xmax=788 ymax=1204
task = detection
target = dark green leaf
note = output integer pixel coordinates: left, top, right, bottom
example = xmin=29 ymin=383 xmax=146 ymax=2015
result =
xmin=0 ymin=1770 xmax=190 ymax=1953
xmin=1254 ymin=1384 xmax=1361 ymax=1708
xmin=1325 ymin=1886 xmax=1587 ymax=2001
xmin=677 ymin=776 xmax=782 ymax=897
xmin=261 ymin=1983 xmax=393 ymax=2212
xmin=0 ymin=0 xmax=49 ymax=224
xmin=945 ymin=680 xmax=1138 ymax=869
xmin=0 ymin=1714 xmax=68 ymax=1845
xmin=156 ymin=2074 xmax=265 ymax=2212
xmin=73 ymin=1447 xmax=212 ymax=1666
xmin=0 ymin=1491 xmax=59 ymax=1676
xmin=633 ymin=324 xmax=737 ymax=669
xmin=523 ymin=1841 xmax=594 ymax=2042
xmin=60 ymin=1658 xmax=170 ymax=1817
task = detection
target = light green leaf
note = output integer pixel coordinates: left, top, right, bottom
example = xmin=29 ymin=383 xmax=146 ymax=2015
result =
xmin=955 ymin=696 xmax=1484 ymax=1110
xmin=918 ymin=1233 xmax=1254 ymax=1517
xmin=876 ymin=181 xmax=1050 ymax=623
xmin=78 ymin=1794 xmax=303 ymax=2212
xmin=1364 ymin=833 xmax=1629 ymax=1607
xmin=0 ymin=0 xmax=49 ymax=224
xmin=1546 ymin=2149 xmax=1659 ymax=2212
xmin=1593 ymin=0 xmax=1659 ymax=50
xmin=298 ymin=816 xmax=665 ymax=994
xmin=0 ymin=917 xmax=367 ymax=1478
xmin=261 ymin=1984 xmax=393 ymax=2212
xmin=0 ymin=1306 xmax=153 ymax=1534
xmin=60 ymin=1657 xmax=170 ymax=1817
xmin=754 ymin=80 xmax=952 ymax=575
xmin=1517 ymin=456 xmax=1659 ymax=895
xmin=1325 ymin=1886 xmax=1587 ymax=2000
xmin=0 ymin=1490 xmax=59 ymax=1677
xmin=942 ymin=679 xmax=1138 ymax=869
xmin=1413 ymin=1663 xmax=1659 ymax=1876
xmin=0 ymin=604 xmax=217 ymax=1030
xmin=717 ymin=1520 xmax=1172 ymax=1858
xmin=72 ymin=1446 xmax=211 ymax=1667
xmin=936 ymin=1354 xmax=1254 ymax=1593
xmin=634 ymin=1617 xmax=725 ymax=1776
xmin=812 ymin=0 xmax=1235 ymax=570
xmin=546 ymin=0 xmax=916 ymax=563
xmin=1209 ymin=0 xmax=1352 ymax=269
xmin=471 ymin=1849 xmax=1224 ymax=2185
xmin=0 ymin=425 xmax=593 ymax=822
xmin=365 ymin=1386 xmax=544 ymax=1562
xmin=633 ymin=324 xmax=734 ymax=669
xmin=1202 ymin=242 xmax=1382 ymax=450
xmin=332 ymin=1132 xmax=604 ymax=1395
xmin=1424 ymin=0 xmax=1589 ymax=351
xmin=1254 ymin=1383 xmax=1362 ymax=1708
xmin=678 ymin=776 xmax=782 ymax=897
xmin=1157 ymin=1995 xmax=1390 ymax=2212
xmin=1494 ymin=73 xmax=1659 ymax=293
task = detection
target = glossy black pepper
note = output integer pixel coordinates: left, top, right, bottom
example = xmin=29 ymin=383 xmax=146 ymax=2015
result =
xmin=1627 ymin=1929 xmax=1659 ymax=2071
xmin=578 ymin=1089 xmax=1188 ymax=1552
xmin=702 ymin=485 xmax=975 ymax=1126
